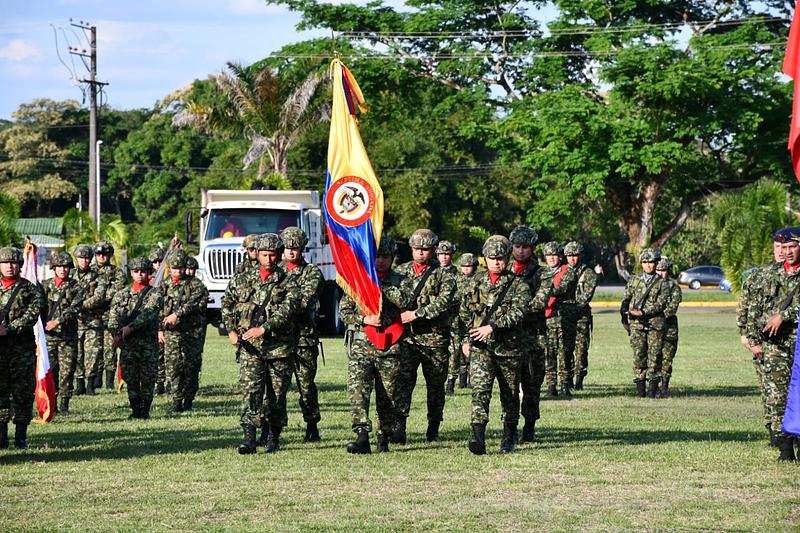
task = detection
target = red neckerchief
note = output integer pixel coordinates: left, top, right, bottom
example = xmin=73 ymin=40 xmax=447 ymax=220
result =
xmin=260 ymin=267 xmax=272 ymax=283
xmin=377 ymin=271 xmax=387 ymax=280
xmin=513 ymin=259 xmax=530 ymax=274
xmin=489 ymin=272 xmax=502 ymax=285
xmin=54 ymin=277 xmax=67 ymax=288
xmin=1 ymin=277 xmax=18 ymax=289
xmin=545 ymin=264 xmax=569 ymax=318
xmin=132 ymin=282 xmax=148 ymax=293
xmin=171 ymin=276 xmax=182 ymax=286
xmin=785 ymin=261 xmax=800 ymax=274
xmin=412 ymin=262 xmax=428 ymax=276
xmin=286 ymin=261 xmax=300 ymax=271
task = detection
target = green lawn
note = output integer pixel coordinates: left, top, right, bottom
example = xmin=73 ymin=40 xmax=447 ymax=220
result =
xmin=1 ymin=309 xmax=797 ymax=531
xmin=594 ymin=289 xmax=737 ymax=303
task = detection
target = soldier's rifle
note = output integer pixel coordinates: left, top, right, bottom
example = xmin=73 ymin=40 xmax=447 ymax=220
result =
xmin=235 ymin=288 xmax=272 ymax=363
xmin=115 ymin=286 xmax=153 ymax=346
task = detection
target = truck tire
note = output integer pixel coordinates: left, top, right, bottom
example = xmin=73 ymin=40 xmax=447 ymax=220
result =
xmin=317 ymin=282 xmax=342 ymax=336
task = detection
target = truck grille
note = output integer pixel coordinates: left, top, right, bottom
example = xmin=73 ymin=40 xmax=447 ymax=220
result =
xmin=207 ymin=248 xmax=247 ymax=280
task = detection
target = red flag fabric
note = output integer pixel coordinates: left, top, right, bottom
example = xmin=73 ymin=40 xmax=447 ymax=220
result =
xmin=544 ymin=264 xmax=569 ymax=319
xmin=783 ymin=3 xmax=800 ymax=181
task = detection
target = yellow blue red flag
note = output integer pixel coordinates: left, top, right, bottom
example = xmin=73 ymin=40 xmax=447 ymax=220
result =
xmin=324 ymin=59 xmax=383 ymax=315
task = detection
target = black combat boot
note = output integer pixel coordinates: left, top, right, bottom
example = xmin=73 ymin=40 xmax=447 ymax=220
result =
xmin=346 ymin=428 xmax=371 ymax=454
xmin=567 ymin=376 xmax=575 ymax=390
xmin=547 ymin=384 xmax=558 ymax=397
xmin=376 ymin=432 xmax=390 ymax=453
xmin=140 ymin=398 xmax=152 ymax=419
xmin=86 ymin=377 xmax=96 ymax=396
xmin=778 ymin=436 xmax=796 ymax=462
xmin=0 ymin=422 xmax=8 ymax=449
xmin=768 ymin=425 xmax=778 ymax=447
xmin=500 ymin=423 xmax=518 ymax=453
xmin=265 ymin=425 xmax=282 ymax=453
xmin=14 ymin=424 xmax=28 ymax=449
xmin=661 ymin=377 xmax=670 ymax=397
xmin=468 ymin=423 xmax=487 ymax=455
xmin=648 ymin=379 xmax=660 ymax=399
xmin=165 ymin=382 xmax=172 ymax=394
xmin=238 ymin=425 xmax=257 ymax=455
xmin=255 ymin=426 xmax=269 ymax=446
xmin=574 ymin=375 xmax=584 ymax=391
xmin=426 ymin=420 xmax=440 ymax=443
xmin=128 ymin=397 xmax=141 ymax=419
xmin=445 ymin=377 xmax=456 ymax=397
xmin=521 ymin=419 xmax=536 ymax=443
xmin=155 ymin=382 xmax=165 ymax=395
xmin=183 ymin=398 xmax=193 ymax=412
xmin=391 ymin=417 xmax=407 ymax=444
xmin=304 ymin=422 xmax=321 ymax=442
xmin=59 ymin=397 xmax=70 ymax=416
xmin=560 ymin=384 xmax=572 ymax=398
xmin=459 ymin=371 xmax=469 ymax=389
xmin=105 ymin=369 xmax=115 ymax=390
xmin=75 ymin=378 xmax=86 ymax=396
xmin=172 ymin=399 xmax=184 ymax=413
xmin=635 ymin=380 xmax=646 ymax=398
xmin=95 ymin=373 xmax=103 ymax=390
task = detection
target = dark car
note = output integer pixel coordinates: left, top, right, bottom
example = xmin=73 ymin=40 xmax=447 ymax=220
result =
xmin=678 ymin=265 xmax=725 ymax=289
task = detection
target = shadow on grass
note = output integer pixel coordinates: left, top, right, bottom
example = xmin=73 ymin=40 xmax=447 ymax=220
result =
xmin=553 ymin=383 xmax=758 ymax=400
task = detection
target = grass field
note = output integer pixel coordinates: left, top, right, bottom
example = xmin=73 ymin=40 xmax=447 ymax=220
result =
xmin=593 ymin=289 xmax=737 ymax=303
xmin=2 ymin=309 xmax=798 ymax=531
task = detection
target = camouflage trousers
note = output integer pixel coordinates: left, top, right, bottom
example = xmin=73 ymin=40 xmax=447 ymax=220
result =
xmin=0 ymin=341 xmax=36 ymax=424
xmin=571 ymin=311 xmax=592 ymax=379
xmin=519 ymin=332 xmax=546 ymax=422
xmin=660 ymin=316 xmax=679 ymax=379
xmin=760 ymin=339 xmax=794 ymax=437
xmin=102 ymin=325 xmax=118 ymax=374
xmin=470 ymin=347 xmax=520 ymax=426
xmin=156 ymin=345 xmax=166 ymax=387
xmin=396 ymin=337 xmax=449 ymax=422
xmin=347 ymin=336 xmax=401 ymax=435
xmin=46 ymin=335 xmax=77 ymax=400
xmin=629 ymin=325 xmax=663 ymax=383
xmin=545 ymin=316 xmax=576 ymax=387
xmin=164 ymin=329 xmax=203 ymax=403
xmin=120 ymin=347 xmax=158 ymax=402
xmin=290 ymin=344 xmax=321 ymax=424
xmin=753 ymin=357 xmax=770 ymax=428
xmin=76 ymin=324 xmax=103 ymax=380
xmin=448 ymin=329 xmax=469 ymax=380
xmin=239 ymin=350 xmax=293 ymax=429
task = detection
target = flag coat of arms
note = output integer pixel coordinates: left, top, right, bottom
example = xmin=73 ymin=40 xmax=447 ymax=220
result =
xmin=324 ymin=59 xmax=384 ymax=316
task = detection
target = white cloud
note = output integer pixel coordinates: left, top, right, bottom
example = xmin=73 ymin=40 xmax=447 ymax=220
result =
xmin=226 ymin=0 xmax=286 ymax=15
xmin=0 ymin=39 xmax=40 ymax=61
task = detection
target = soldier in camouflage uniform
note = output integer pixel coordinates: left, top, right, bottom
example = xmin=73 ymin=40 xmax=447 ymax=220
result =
xmin=746 ymin=230 xmax=800 ymax=461
xmin=437 ymin=241 xmax=458 ymax=277
xmin=446 ymin=252 xmax=478 ymax=395
xmin=42 ymin=252 xmax=84 ymax=415
xmin=395 ymin=229 xmax=457 ymax=443
xmin=185 ymin=255 xmax=208 ymax=354
xmin=340 ymin=237 xmax=413 ymax=454
xmin=0 ymin=247 xmax=46 ymax=448
xmin=460 ymin=236 xmax=531 ymax=455
xmin=109 ymin=257 xmax=163 ymax=419
xmin=94 ymin=241 xmax=127 ymax=390
xmin=655 ymin=257 xmax=681 ymax=396
xmin=620 ymin=248 xmax=669 ymax=398
xmin=149 ymin=245 xmax=169 ymax=395
xmin=73 ymin=244 xmax=107 ymax=396
xmin=542 ymin=241 xmax=578 ymax=397
xmin=508 ymin=225 xmax=549 ymax=441
xmin=279 ymin=226 xmax=325 ymax=442
xmin=563 ymin=242 xmax=598 ymax=391
xmin=159 ymin=249 xmax=207 ymax=413
xmin=235 ymin=233 xmax=299 ymax=454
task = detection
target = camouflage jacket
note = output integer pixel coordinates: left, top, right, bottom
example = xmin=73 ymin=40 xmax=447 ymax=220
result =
xmin=281 ymin=259 xmax=324 ymax=346
xmin=620 ymin=273 xmax=669 ymax=330
xmin=395 ymin=259 xmax=456 ymax=339
xmin=450 ymin=272 xmax=476 ymax=335
xmin=509 ymin=261 xmax=551 ymax=333
xmin=42 ymin=277 xmax=84 ymax=339
xmin=247 ymin=266 xmax=300 ymax=359
xmin=563 ymin=263 xmax=598 ymax=313
xmin=745 ymin=263 xmax=800 ymax=347
xmin=737 ymin=263 xmax=779 ymax=335
xmin=109 ymin=285 xmax=163 ymax=352
xmin=221 ymin=267 xmax=257 ymax=334
xmin=663 ymin=278 xmax=682 ymax=319
xmin=540 ymin=263 xmax=578 ymax=320
xmin=96 ymin=263 xmax=127 ymax=319
xmin=75 ymin=267 xmax=107 ymax=327
xmin=458 ymin=270 xmax=531 ymax=356
xmin=187 ymin=276 xmax=209 ymax=331
xmin=159 ymin=275 xmax=207 ymax=332
xmin=235 ymin=257 xmax=259 ymax=275
xmin=0 ymin=277 xmax=45 ymax=344
xmin=440 ymin=263 xmax=458 ymax=278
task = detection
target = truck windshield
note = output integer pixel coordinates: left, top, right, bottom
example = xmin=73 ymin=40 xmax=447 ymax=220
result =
xmin=205 ymin=209 xmax=300 ymax=240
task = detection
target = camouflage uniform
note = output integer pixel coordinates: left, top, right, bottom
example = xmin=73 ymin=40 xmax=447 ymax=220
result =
xmin=561 ymin=242 xmax=598 ymax=389
xmin=448 ymin=253 xmax=477 ymax=390
xmin=73 ymin=245 xmax=107 ymax=394
xmin=42 ymin=252 xmax=84 ymax=411
xmin=220 ymin=234 xmax=261 ymax=337
xmin=109 ymin=257 xmax=163 ymax=418
xmin=280 ymin=227 xmax=325 ymax=436
xmin=620 ymin=249 xmax=669 ymax=397
xmin=395 ymin=229 xmax=457 ymax=442
xmin=185 ymin=255 xmax=208 ymax=358
xmin=148 ymin=246 xmax=168 ymax=393
xmin=656 ymin=258 xmax=682 ymax=389
xmin=0 ymin=247 xmax=46 ymax=448
xmin=159 ymin=250 xmax=207 ymax=411
xmin=541 ymin=242 xmax=578 ymax=394
xmin=437 ymin=241 xmax=458 ymax=278
xmin=94 ymin=241 xmax=127 ymax=389
xmin=462 ymin=236 xmax=531 ymax=455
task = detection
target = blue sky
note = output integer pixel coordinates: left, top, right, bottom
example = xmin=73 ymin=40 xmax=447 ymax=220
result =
xmin=0 ymin=0 xmax=328 ymax=120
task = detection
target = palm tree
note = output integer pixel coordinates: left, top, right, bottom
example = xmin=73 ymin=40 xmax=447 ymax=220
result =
xmin=62 ymin=208 xmax=130 ymax=264
xmin=0 ymin=191 xmax=20 ymax=246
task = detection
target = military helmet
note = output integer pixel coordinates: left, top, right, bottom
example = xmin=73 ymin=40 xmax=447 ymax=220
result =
xmin=148 ymin=246 xmax=165 ymax=262
xmin=243 ymin=234 xmax=259 ymax=249
xmin=167 ymin=249 xmax=189 ymax=268
xmin=0 ymin=247 xmax=23 ymax=264
xmin=639 ymin=248 xmax=661 ymax=262
xmin=51 ymin=251 xmax=74 ymax=268
xmin=128 ymin=256 xmax=153 ymax=272
xmin=377 ymin=237 xmax=397 ymax=256
xmin=436 ymin=240 xmax=456 ymax=255
xmin=280 ymin=226 xmax=308 ymax=249
xmin=94 ymin=241 xmax=114 ymax=255
xmin=542 ymin=241 xmax=563 ymax=256
xmin=257 ymin=233 xmax=284 ymax=252
xmin=408 ymin=229 xmax=439 ymax=250
xmin=458 ymin=253 xmax=479 ymax=267
xmin=74 ymin=244 xmax=94 ymax=259
xmin=509 ymin=225 xmax=538 ymax=247
xmin=564 ymin=241 xmax=584 ymax=256
xmin=186 ymin=256 xmax=199 ymax=270
xmin=655 ymin=257 xmax=672 ymax=271
xmin=482 ymin=235 xmax=511 ymax=259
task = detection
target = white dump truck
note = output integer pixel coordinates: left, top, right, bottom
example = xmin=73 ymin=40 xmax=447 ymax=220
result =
xmin=193 ymin=189 xmax=340 ymax=335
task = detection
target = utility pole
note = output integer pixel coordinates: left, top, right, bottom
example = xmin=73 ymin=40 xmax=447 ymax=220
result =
xmin=69 ymin=20 xmax=108 ymax=226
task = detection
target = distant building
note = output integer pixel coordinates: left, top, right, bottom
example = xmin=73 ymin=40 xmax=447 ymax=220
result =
xmin=15 ymin=217 xmax=66 ymax=280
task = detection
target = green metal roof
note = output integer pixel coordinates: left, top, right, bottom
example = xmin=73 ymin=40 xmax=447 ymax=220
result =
xmin=15 ymin=218 xmax=64 ymax=236
xmin=27 ymin=234 xmax=65 ymax=247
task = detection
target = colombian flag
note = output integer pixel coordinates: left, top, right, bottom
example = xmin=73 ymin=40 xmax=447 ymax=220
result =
xmin=324 ymin=59 xmax=383 ymax=315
